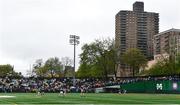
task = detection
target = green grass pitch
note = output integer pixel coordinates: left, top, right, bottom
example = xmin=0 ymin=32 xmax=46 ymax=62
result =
xmin=0 ymin=93 xmax=180 ymax=104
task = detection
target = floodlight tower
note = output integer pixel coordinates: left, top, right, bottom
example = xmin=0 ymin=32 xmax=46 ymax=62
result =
xmin=69 ymin=35 xmax=80 ymax=86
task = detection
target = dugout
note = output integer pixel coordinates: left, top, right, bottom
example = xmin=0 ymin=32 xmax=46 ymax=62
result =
xmin=104 ymin=85 xmax=120 ymax=93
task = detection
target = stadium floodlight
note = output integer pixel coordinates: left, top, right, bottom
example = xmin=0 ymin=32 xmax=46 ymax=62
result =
xmin=69 ymin=35 xmax=80 ymax=86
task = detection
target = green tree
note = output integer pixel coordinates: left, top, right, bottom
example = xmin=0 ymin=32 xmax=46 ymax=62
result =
xmin=121 ymin=48 xmax=148 ymax=77
xmin=61 ymin=57 xmax=73 ymax=77
xmin=0 ymin=64 xmax=14 ymax=76
xmin=77 ymin=38 xmax=117 ymax=79
xmin=33 ymin=59 xmax=47 ymax=77
xmin=77 ymin=43 xmax=102 ymax=78
xmin=176 ymin=53 xmax=180 ymax=72
xmin=44 ymin=57 xmax=63 ymax=78
xmin=148 ymin=53 xmax=180 ymax=76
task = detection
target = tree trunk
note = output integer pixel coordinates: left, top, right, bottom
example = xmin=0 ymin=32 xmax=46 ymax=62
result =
xmin=132 ymin=67 xmax=135 ymax=77
xmin=50 ymin=70 xmax=54 ymax=78
xmin=114 ymin=64 xmax=117 ymax=80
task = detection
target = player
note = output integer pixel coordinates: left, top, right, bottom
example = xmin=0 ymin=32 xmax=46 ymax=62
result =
xmin=37 ymin=88 xmax=41 ymax=96
xmin=80 ymin=86 xmax=85 ymax=97
xmin=37 ymin=86 xmax=44 ymax=96
xmin=59 ymin=88 xmax=66 ymax=97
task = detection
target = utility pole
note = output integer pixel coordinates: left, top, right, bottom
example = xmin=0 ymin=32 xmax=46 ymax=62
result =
xmin=69 ymin=35 xmax=80 ymax=86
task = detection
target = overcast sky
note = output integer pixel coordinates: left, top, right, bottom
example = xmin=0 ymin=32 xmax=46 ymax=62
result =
xmin=0 ymin=0 xmax=180 ymax=75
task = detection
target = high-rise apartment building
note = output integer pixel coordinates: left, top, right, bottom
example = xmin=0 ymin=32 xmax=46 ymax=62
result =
xmin=115 ymin=1 xmax=159 ymax=77
xmin=154 ymin=28 xmax=180 ymax=60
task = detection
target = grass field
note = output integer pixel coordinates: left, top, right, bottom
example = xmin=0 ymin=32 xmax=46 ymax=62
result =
xmin=0 ymin=93 xmax=180 ymax=104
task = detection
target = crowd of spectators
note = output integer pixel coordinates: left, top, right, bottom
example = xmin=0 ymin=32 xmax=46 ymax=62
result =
xmin=0 ymin=76 xmax=120 ymax=93
xmin=0 ymin=76 xmax=179 ymax=93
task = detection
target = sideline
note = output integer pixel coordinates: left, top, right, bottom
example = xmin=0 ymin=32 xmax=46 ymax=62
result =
xmin=0 ymin=96 xmax=15 ymax=98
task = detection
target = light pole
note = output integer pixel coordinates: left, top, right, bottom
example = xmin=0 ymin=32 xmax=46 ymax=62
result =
xmin=69 ymin=35 xmax=80 ymax=86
